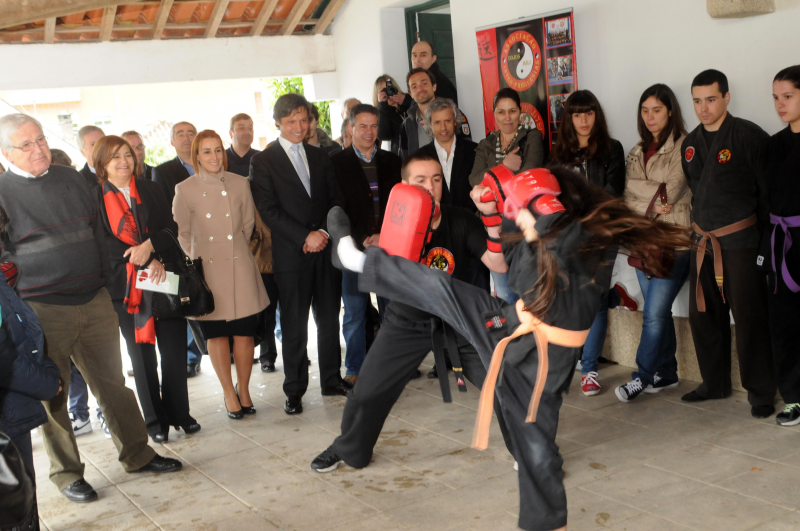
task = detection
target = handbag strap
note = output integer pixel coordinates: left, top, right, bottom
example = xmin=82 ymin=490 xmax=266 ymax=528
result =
xmin=161 ymin=229 xmax=194 ymax=266
xmin=644 ymin=183 xmax=667 ymax=218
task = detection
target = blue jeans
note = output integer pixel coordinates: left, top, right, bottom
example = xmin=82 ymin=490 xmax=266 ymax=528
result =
xmin=581 ymin=288 xmax=621 ymax=374
xmin=187 ymin=323 xmax=202 ymax=364
xmin=275 ymin=304 xmax=282 ymax=342
xmin=492 ymin=271 xmax=520 ymax=305
xmin=632 ymin=251 xmax=690 ymax=385
xmin=68 ymin=362 xmax=100 ymax=421
xmin=341 ymin=269 xmax=368 ymax=375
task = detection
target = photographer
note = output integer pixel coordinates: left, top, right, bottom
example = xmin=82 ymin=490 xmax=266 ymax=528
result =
xmin=374 ymin=74 xmax=411 ymax=154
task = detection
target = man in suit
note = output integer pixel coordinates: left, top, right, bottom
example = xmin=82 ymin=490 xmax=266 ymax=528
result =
xmin=250 ymin=93 xmax=347 ymax=415
xmin=331 ymin=104 xmax=401 ymax=386
xmin=121 ymin=130 xmax=154 ymax=181
xmin=77 ymin=125 xmax=104 ymax=186
xmin=411 ymin=40 xmax=458 ymax=105
xmin=152 ymin=121 xmax=196 ymax=205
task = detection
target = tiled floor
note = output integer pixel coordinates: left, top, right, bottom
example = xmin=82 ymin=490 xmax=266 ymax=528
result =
xmin=34 ymin=348 xmax=800 ymax=531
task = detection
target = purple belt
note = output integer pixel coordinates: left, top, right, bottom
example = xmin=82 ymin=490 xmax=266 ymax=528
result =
xmin=770 ymin=213 xmax=800 ymax=293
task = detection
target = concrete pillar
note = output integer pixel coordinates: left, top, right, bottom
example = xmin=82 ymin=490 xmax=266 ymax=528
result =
xmin=707 ymin=0 xmax=775 ymax=18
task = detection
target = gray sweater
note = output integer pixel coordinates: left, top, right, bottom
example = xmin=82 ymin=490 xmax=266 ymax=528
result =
xmin=0 ymin=165 xmax=110 ymax=305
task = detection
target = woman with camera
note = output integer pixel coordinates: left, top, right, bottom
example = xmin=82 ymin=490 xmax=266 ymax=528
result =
xmin=374 ymin=74 xmax=411 ymax=154
xmin=173 ymin=130 xmax=269 ymax=419
xmin=93 ymin=135 xmax=199 ymax=443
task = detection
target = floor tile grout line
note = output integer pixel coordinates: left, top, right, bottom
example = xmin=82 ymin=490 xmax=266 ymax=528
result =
xmin=740 ymin=509 xmax=800 ymax=531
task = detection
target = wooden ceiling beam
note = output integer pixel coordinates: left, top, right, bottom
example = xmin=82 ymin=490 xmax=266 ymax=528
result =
xmin=151 ymin=0 xmax=174 ymax=40
xmin=99 ymin=5 xmax=117 ymax=42
xmin=314 ymin=0 xmax=345 ymax=35
xmin=204 ymin=0 xmax=230 ymax=38
xmin=44 ymin=17 xmax=57 ymax=44
xmin=0 ymin=0 xmax=120 ymax=29
xmin=250 ymin=0 xmax=280 ymax=36
xmin=279 ymin=0 xmax=314 ymax=36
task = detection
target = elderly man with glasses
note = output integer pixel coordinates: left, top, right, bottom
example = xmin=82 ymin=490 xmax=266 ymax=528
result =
xmin=0 ymin=114 xmax=182 ymax=504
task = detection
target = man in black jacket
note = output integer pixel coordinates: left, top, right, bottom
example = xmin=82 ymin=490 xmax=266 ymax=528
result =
xmin=122 ymin=131 xmax=154 ymax=180
xmin=250 ymin=93 xmax=347 ymax=415
xmin=77 ymin=125 xmax=104 ymax=187
xmin=226 ymin=113 xmax=259 ymax=177
xmin=152 ymin=121 xmax=196 ymax=205
xmin=411 ymin=40 xmax=458 ymax=104
xmin=331 ymin=104 xmax=401 ymax=385
xmin=680 ymin=69 xmax=776 ymax=418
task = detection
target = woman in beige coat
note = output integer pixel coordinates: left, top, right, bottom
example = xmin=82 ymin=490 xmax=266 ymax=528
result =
xmin=615 ymin=84 xmax=692 ymax=404
xmin=173 ymin=130 xmax=269 ymax=419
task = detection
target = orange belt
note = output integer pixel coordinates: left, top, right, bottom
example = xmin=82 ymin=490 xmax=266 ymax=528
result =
xmin=472 ymin=300 xmax=589 ymax=451
xmin=692 ymin=215 xmax=757 ymax=312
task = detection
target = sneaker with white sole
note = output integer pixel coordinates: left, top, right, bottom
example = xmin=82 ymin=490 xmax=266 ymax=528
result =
xmin=776 ymin=403 xmax=800 ymax=427
xmin=644 ymin=374 xmax=679 ymax=394
xmin=71 ymin=415 xmax=92 ymax=437
xmin=310 ymin=446 xmax=343 ymax=473
xmin=97 ymin=411 xmax=111 ymax=439
xmin=581 ymin=372 xmax=601 ymax=396
xmin=615 ymin=378 xmax=645 ymax=403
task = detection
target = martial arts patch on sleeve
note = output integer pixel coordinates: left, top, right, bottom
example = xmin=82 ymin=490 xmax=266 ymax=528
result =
xmin=485 ymin=315 xmax=506 ymax=330
xmin=685 ymin=146 xmax=695 ymax=162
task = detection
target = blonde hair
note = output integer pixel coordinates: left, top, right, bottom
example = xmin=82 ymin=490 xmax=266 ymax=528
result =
xmin=372 ymin=74 xmax=403 ymax=107
xmin=190 ymin=130 xmax=228 ymax=174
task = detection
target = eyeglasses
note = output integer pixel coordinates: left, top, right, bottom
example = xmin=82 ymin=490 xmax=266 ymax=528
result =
xmin=10 ymin=136 xmax=48 ymax=153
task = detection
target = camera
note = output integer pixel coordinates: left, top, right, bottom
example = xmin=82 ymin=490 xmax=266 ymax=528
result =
xmin=384 ymin=78 xmax=399 ymax=97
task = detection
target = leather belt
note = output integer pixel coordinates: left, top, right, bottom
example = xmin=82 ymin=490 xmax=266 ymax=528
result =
xmin=472 ymin=300 xmax=589 ymax=450
xmin=692 ymin=215 xmax=757 ymax=312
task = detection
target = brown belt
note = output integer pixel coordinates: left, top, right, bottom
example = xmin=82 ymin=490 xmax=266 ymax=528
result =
xmin=692 ymin=215 xmax=757 ymax=312
xmin=472 ymin=300 xmax=589 ymax=451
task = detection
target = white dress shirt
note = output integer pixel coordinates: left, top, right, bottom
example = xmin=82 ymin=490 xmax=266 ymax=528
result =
xmin=8 ymin=162 xmax=47 ymax=179
xmin=278 ymin=136 xmax=310 ymax=177
xmin=434 ymin=136 xmax=456 ymax=191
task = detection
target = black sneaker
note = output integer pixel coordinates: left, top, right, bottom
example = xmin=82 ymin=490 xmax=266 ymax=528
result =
xmin=776 ymin=403 xmax=800 ymax=426
xmin=644 ymin=374 xmax=679 ymax=394
xmin=310 ymin=445 xmax=343 ymax=473
xmin=615 ymin=378 xmax=645 ymax=403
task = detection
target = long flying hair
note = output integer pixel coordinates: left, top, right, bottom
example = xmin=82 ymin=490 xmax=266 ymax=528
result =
xmin=510 ymin=166 xmax=694 ymax=319
xmin=549 ymin=90 xmax=612 ymax=165
xmin=636 ymin=83 xmax=687 ymax=149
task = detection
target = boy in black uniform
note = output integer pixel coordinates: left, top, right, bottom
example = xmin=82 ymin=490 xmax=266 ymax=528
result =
xmin=310 ymin=151 xmax=512 ymax=472
xmin=680 ymin=69 xmax=776 ymax=417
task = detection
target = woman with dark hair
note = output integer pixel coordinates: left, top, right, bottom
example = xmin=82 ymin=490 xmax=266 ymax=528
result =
xmin=93 ymin=135 xmax=199 ymax=443
xmin=615 ymin=84 xmax=691 ymax=402
xmin=549 ymin=89 xmax=630 ymax=397
xmin=764 ymin=65 xmax=800 ymax=426
xmin=470 ymin=87 xmax=545 ymax=303
xmin=322 ymin=165 xmax=692 ymax=531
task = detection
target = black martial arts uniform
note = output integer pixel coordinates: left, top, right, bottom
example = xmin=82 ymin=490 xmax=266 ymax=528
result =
xmin=331 ymin=205 xmax=513 ymax=468
xmin=763 ymin=127 xmax=800 ymax=404
xmin=353 ymin=213 xmax=611 ymax=531
xmin=682 ymin=113 xmax=776 ymax=405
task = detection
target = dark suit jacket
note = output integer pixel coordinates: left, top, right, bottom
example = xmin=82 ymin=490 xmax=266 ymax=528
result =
xmin=429 ymin=62 xmax=458 ymax=105
xmin=250 ymin=141 xmax=344 ymax=273
xmin=79 ymin=163 xmax=99 ymax=188
xmin=153 ymin=156 xmax=191 ymax=206
xmin=331 ymin=147 xmax=402 ymax=249
xmin=138 ymin=163 xmax=155 ymax=181
xmin=419 ymin=138 xmax=478 ymax=213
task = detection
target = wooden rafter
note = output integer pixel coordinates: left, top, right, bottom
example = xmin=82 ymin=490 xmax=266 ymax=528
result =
xmin=0 ymin=0 xmax=119 ymax=29
xmin=314 ymin=0 xmax=345 ymax=35
xmin=44 ymin=17 xmax=56 ymax=44
xmin=279 ymin=0 xmax=314 ymax=36
xmin=250 ymin=0 xmax=280 ymax=36
xmin=204 ymin=0 xmax=230 ymax=38
xmin=99 ymin=5 xmax=117 ymax=42
xmin=151 ymin=0 xmax=174 ymax=40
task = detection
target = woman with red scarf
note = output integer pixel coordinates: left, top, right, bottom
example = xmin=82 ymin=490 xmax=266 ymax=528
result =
xmin=93 ymin=135 xmax=199 ymax=444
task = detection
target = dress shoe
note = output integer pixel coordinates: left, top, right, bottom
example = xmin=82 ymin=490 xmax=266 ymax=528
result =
xmin=321 ymin=384 xmax=348 ymax=397
xmin=342 ymin=374 xmax=357 ymax=389
xmin=751 ymin=404 xmax=776 ymax=419
xmin=225 ymin=397 xmax=244 ymax=419
xmin=175 ymin=422 xmax=202 ymax=434
xmin=186 ymin=363 xmax=200 ymax=378
xmin=427 ymin=366 xmax=438 ymax=379
xmin=133 ymin=455 xmax=182 ymax=473
xmin=261 ymin=361 xmax=276 ymax=373
xmin=235 ymin=383 xmax=256 ymax=414
xmin=410 ymin=369 xmax=422 ymax=379
xmin=61 ymin=479 xmax=98 ymax=503
xmin=284 ymin=397 xmax=303 ymax=415
xmin=326 ymin=206 xmax=352 ymax=270
xmin=151 ymin=432 xmax=168 ymax=444
xmin=680 ymin=390 xmax=708 ymax=403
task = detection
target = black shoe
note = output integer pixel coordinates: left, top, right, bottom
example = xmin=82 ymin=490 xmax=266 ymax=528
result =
xmin=310 ymin=445 xmax=343 ymax=473
xmin=151 ymin=432 xmax=168 ymax=444
xmin=680 ymin=390 xmax=708 ymax=403
xmin=427 ymin=366 xmax=438 ymax=379
xmin=410 ymin=369 xmax=422 ymax=379
xmin=235 ymin=383 xmax=256 ymax=414
xmin=326 ymin=206 xmax=352 ymax=270
xmin=176 ymin=422 xmax=202 ymax=434
xmin=187 ymin=363 xmax=200 ymax=378
xmin=61 ymin=479 xmax=98 ymax=503
xmin=261 ymin=361 xmax=276 ymax=373
xmin=226 ymin=398 xmax=244 ymax=419
xmin=321 ymin=384 xmax=348 ymax=397
xmin=284 ymin=397 xmax=303 ymax=415
xmin=134 ymin=455 xmax=182 ymax=474
xmin=751 ymin=404 xmax=775 ymax=419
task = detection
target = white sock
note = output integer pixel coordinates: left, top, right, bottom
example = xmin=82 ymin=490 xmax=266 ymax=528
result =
xmin=338 ymin=236 xmax=366 ymax=273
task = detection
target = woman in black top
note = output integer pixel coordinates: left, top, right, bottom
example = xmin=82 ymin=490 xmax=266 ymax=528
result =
xmin=765 ymin=65 xmax=800 ymax=426
xmin=374 ymin=74 xmax=412 ymax=154
xmin=93 ymin=135 xmax=199 ymax=443
xmin=548 ymin=90 xmax=628 ymax=397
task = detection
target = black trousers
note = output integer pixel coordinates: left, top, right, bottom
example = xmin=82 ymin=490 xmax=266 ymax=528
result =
xmin=113 ymin=302 xmax=193 ymax=436
xmin=769 ymin=271 xmax=800 ymax=404
xmin=688 ymin=247 xmax=776 ymax=405
xmin=274 ymin=254 xmax=342 ymax=397
xmin=11 ymin=431 xmax=39 ymax=531
xmin=332 ymin=307 xmax=514 ymax=467
xmin=257 ymin=273 xmax=280 ymax=364
xmin=351 ymin=248 xmax=572 ymax=531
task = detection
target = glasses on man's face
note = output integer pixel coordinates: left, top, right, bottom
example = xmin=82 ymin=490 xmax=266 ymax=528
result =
xmin=11 ymin=136 xmax=48 ymax=153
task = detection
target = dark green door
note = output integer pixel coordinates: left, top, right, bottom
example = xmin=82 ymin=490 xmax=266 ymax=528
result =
xmin=416 ymin=13 xmax=456 ymax=90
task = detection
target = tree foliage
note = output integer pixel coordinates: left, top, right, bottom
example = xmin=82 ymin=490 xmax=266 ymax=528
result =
xmin=264 ymin=77 xmax=333 ymax=136
xmin=145 ymin=141 xmax=174 ymax=167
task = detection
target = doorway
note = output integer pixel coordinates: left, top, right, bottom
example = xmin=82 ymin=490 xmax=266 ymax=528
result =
xmin=405 ymin=1 xmax=456 ymax=90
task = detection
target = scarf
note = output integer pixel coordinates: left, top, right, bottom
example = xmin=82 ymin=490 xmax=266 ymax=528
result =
xmin=494 ymin=124 xmax=524 ymax=164
xmin=101 ymin=177 xmax=156 ymax=344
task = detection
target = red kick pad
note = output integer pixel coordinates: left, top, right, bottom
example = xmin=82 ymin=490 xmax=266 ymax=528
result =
xmin=379 ymin=183 xmax=436 ymax=262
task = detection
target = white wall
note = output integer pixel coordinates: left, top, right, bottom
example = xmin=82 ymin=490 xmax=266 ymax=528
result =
xmin=0 ymin=34 xmax=335 ymax=91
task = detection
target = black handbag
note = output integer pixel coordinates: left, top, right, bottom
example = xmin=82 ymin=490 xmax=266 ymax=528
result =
xmin=151 ymin=230 xmax=215 ymax=319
